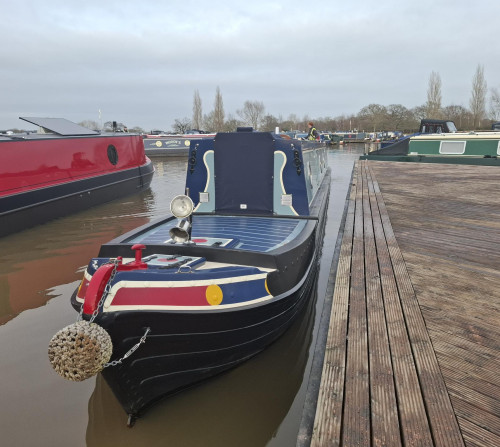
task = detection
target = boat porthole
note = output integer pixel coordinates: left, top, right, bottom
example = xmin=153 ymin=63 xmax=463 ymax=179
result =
xmin=107 ymin=145 xmax=118 ymax=165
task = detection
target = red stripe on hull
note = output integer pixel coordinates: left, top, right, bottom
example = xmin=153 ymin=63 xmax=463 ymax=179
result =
xmin=112 ymin=286 xmax=209 ymax=307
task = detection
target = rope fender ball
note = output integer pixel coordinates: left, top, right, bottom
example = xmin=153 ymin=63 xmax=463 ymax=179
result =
xmin=48 ymin=321 xmax=113 ymax=381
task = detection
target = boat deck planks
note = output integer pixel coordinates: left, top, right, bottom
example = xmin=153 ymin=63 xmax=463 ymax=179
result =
xmin=310 ymin=160 xmax=500 ymax=446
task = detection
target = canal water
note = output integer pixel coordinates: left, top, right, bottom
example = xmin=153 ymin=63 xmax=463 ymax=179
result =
xmin=0 ymin=144 xmax=364 ymax=447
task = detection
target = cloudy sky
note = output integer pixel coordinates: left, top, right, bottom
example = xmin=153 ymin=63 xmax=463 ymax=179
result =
xmin=1 ymin=0 xmax=498 ymax=131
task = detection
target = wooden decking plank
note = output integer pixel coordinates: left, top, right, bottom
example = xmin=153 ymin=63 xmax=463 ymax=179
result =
xmin=341 ymin=163 xmax=370 ymax=446
xmin=363 ymin=162 xmax=402 ymax=446
xmin=450 ymin=399 xmax=500 ymax=438
xmin=458 ymin=417 xmax=500 ymax=447
xmin=364 ymin=162 xmax=435 ymax=446
xmin=442 ymin=372 xmax=500 ymax=416
xmin=368 ymin=162 xmax=465 ymax=447
xmin=402 ymin=250 xmax=500 ymax=283
xmin=389 ymin=233 xmax=500 ymax=267
xmin=391 ymin=226 xmax=500 ymax=250
xmin=310 ymin=165 xmax=357 ymax=446
xmin=400 ymin=256 xmax=500 ymax=352
xmin=424 ymin=313 xmax=499 ymax=351
xmin=311 ymin=160 xmax=500 ymax=446
xmin=369 ymin=161 xmax=500 ymax=447
xmin=429 ymin=330 xmax=500 ymax=374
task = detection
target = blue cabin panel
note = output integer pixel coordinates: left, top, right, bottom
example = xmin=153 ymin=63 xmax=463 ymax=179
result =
xmin=214 ymin=132 xmax=274 ymax=215
xmin=185 ymin=139 xmax=215 ymax=211
xmin=275 ymin=139 xmax=309 ymax=215
xmin=185 ymin=131 xmax=319 ymax=217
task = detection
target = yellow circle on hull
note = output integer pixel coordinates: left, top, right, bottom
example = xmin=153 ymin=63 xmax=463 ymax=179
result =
xmin=206 ymin=284 xmax=223 ymax=305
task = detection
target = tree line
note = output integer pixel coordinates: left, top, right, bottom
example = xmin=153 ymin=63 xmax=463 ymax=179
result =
xmin=177 ymin=64 xmax=498 ymax=134
xmin=71 ymin=64 xmax=498 ymax=135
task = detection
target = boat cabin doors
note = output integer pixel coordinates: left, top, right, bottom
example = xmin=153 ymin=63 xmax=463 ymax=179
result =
xmin=214 ymin=130 xmax=274 ymax=215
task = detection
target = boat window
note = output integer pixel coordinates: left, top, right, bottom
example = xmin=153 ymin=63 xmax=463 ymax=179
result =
xmin=439 ymin=141 xmax=466 ymax=154
xmin=107 ymin=145 xmax=119 ymax=165
xmin=446 ymin=121 xmax=457 ymax=132
xmin=497 ymin=141 xmax=500 ymax=156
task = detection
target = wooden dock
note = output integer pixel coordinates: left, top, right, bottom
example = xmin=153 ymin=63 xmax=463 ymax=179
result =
xmin=308 ymin=160 xmax=500 ymax=446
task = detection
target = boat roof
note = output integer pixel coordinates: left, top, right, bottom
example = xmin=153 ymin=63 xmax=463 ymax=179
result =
xmin=411 ymin=132 xmax=500 ymax=141
xmin=19 ymin=117 xmax=99 ymax=136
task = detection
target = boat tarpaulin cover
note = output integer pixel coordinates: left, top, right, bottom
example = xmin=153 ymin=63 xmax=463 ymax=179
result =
xmin=369 ymin=137 xmax=410 ymax=155
xmin=214 ymin=131 xmax=274 ymax=215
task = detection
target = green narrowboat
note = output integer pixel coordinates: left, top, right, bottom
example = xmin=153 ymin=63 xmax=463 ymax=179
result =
xmin=408 ymin=132 xmax=500 ymax=156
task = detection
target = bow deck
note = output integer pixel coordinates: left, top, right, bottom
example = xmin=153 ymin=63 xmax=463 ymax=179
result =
xmin=127 ymin=215 xmax=308 ymax=252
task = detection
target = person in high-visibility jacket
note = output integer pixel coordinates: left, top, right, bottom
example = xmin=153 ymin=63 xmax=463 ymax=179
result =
xmin=306 ymin=121 xmax=320 ymax=140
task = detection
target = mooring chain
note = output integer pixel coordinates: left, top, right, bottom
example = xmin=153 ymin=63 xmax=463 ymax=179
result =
xmin=104 ymin=327 xmax=151 ymax=368
xmin=50 ymin=259 xmax=151 ymax=380
xmin=77 ymin=258 xmax=119 ymax=322
xmin=90 ymin=258 xmax=120 ymax=322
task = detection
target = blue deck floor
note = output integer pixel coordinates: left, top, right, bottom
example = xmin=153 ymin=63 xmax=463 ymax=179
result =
xmin=127 ymin=215 xmax=307 ymax=252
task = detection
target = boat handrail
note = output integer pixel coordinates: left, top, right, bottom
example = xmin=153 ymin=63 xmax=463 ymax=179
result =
xmin=192 ymin=212 xmax=319 ymax=220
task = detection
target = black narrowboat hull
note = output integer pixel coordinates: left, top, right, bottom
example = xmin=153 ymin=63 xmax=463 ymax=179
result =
xmin=0 ymin=160 xmax=154 ymax=237
xmin=94 ymin=254 xmax=318 ymax=417
xmin=60 ymin=130 xmax=331 ymax=422
xmin=71 ymin=169 xmax=329 ymax=419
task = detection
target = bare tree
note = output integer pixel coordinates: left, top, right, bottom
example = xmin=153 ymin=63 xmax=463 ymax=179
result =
xmin=469 ymin=64 xmax=487 ymax=129
xmin=172 ymin=117 xmax=191 ymax=134
xmin=411 ymin=105 xmax=428 ymax=123
xmin=192 ymin=89 xmax=202 ymax=130
xmin=490 ymin=87 xmax=500 ymax=121
xmin=287 ymin=113 xmax=299 ymax=130
xmin=213 ymin=86 xmax=225 ymax=132
xmin=203 ymin=111 xmax=215 ymax=133
xmin=79 ymin=120 xmax=100 ymax=131
xmin=357 ymin=104 xmax=387 ymax=131
xmin=426 ymin=71 xmax=442 ymax=118
xmin=260 ymin=114 xmax=279 ymax=132
xmin=441 ymin=104 xmax=472 ymax=130
xmin=223 ymin=114 xmax=242 ymax=132
xmin=128 ymin=126 xmax=145 ymax=134
xmin=237 ymin=100 xmax=265 ymax=130
xmin=386 ymin=104 xmax=413 ymax=130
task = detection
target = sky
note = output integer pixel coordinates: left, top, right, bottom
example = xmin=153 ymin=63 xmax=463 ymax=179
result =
xmin=1 ymin=0 xmax=499 ymax=131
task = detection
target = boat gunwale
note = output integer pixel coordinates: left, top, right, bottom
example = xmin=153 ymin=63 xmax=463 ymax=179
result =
xmin=410 ymin=132 xmax=500 ymax=141
xmin=97 ymin=170 xmax=330 ymax=264
xmin=77 ymin=249 xmax=316 ymax=321
xmin=97 ymin=217 xmax=318 ymax=269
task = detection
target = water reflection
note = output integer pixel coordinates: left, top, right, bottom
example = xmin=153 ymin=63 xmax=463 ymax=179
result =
xmin=0 ymin=202 xmax=147 ymax=325
xmin=0 ymin=157 xmax=186 ymax=325
xmin=86 ymin=281 xmax=318 ymax=447
xmin=0 ymin=148 xmax=365 ymax=447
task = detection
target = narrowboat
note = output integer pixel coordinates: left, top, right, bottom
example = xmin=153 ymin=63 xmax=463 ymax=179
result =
xmin=370 ymin=119 xmax=458 ymax=155
xmin=407 ymin=131 xmax=500 ymax=157
xmin=361 ymin=128 xmax=500 ymax=165
xmin=143 ymin=133 xmax=215 ymax=157
xmin=0 ymin=117 xmax=154 ymax=238
xmin=340 ymin=131 xmax=366 ymax=143
xmin=48 ymin=128 xmax=330 ymax=424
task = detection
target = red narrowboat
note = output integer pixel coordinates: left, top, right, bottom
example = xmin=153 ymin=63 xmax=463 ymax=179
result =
xmin=0 ymin=117 xmax=154 ymax=237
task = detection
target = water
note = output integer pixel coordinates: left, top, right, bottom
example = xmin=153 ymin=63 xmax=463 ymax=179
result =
xmin=0 ymin=145 xmax=364 ymax=447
